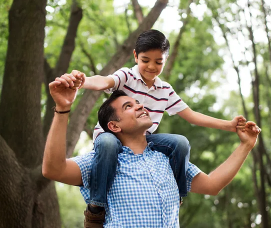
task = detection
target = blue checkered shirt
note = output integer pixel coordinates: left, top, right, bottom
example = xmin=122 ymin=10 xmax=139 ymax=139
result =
xmin=71 ymin=143 xmax=201 ymax=227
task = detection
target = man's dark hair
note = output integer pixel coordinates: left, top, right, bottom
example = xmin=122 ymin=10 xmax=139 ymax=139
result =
xmin=98 ymin=90 xmax=128 ymax=133
xmin=135 ymin=29 xmax=170 ymax=56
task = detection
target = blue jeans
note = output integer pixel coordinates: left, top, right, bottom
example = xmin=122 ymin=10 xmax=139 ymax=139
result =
xmin=89 ymin=133 xmax=190 ymax=207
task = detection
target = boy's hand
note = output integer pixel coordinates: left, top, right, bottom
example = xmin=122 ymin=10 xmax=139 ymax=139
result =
xmin=231 ymin=115 xmax=246 ymax=132
xmin=71 ymin=70 xmax=86 ymax=89
xmin=56 ymin=71 xmax=84 ymax=90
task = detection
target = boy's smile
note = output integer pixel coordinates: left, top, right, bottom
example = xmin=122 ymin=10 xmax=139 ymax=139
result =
xmin=133 ymin=49 xmax=167 ymax=88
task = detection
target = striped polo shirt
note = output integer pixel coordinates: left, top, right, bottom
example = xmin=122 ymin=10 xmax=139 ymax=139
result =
xmin=93 ymin=65 xmax=188 ymax=139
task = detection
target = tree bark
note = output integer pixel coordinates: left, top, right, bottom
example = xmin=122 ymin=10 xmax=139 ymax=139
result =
xmin=0 ymin=0 xmax=61 ymax=227
xmin=66 ymin=0 xmax=169 ymax=157
xmin=0 ymin=0 xmax=45 ymax=168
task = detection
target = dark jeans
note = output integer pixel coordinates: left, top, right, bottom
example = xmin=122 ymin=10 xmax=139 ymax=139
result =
xmin=89 ymin=132 xmax=190 ymax=207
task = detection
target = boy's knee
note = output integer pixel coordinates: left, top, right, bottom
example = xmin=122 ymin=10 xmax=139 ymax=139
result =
xmin=95 ymin=133 xmax=121 ymax=153
xmin=177 ymin=135 xmax=189 ymax=147
xmin=173 ymin=135 xmax=190 ymax=156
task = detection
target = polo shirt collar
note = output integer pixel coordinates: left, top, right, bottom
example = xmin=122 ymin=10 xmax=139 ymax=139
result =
xmin=131 ymin=65 xmax=163 ymax=89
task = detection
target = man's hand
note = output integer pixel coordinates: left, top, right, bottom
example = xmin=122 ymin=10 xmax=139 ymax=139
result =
xmin=237 ymin=121 xmax=261 ymax=149
xmin=49 ymin=75 xmax=79 ymax=111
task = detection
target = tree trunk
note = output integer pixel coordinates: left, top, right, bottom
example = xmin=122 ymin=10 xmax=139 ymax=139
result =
xmin=0 ymin=0 xmax=61 ymax=227
xmin=66 ymin=0 xmax=169 ymax=157
xmin=246 ymin=2 xmax=269 ymax=227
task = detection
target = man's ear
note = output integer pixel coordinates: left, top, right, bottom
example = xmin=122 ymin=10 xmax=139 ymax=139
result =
xmin=108 ymin=121 xmax=121 ymax=133
xmin=133 ymin=49 xmax=138 ymax=64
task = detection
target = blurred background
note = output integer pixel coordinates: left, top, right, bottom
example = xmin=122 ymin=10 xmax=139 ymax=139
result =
xmin=0 ymin=0 xmax=270 ymax=227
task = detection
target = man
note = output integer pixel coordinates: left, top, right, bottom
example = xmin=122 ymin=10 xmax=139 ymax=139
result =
xmin=43 ymin=77 xmax=260 ymax=227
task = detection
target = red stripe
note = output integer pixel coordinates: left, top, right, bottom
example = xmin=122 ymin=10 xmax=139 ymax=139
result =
xmin=165 ymin=99 xmax=182 ymax=110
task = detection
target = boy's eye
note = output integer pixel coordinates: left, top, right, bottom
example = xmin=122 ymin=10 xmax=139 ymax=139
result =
xmin=156 ymin=62 xmax=163 ymax=65
xmin=142 ymin=60 xmax=148 ymax=63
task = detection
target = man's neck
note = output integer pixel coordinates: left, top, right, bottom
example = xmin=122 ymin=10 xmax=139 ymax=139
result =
xmin=118 ymin=134 xmax=148 ymax=155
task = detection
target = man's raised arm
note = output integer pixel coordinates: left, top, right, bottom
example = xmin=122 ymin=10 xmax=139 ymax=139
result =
xmin=42 ymin=76 xmax=83 ymax=186
xmin=190 ymin=121 xmax=260 ymax=195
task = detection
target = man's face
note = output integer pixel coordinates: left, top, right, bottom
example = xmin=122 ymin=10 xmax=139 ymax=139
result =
xmin=133 ymin=49 xmax=167 ymax=86
xmin=110 ymin=96 xmax=153 ymax=134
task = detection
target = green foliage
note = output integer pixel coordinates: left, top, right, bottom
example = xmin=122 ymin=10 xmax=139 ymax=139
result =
xmin=56 ymin=183 xmax=86 ymax=228
xmin=0 ymin=0 xmax=11 ymax=96
xmin=164 ymin=15 xmax=224 ymax=92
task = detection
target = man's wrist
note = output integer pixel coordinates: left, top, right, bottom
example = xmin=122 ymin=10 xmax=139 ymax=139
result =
xmin=239 ymin=141 xmax=253 ymax=151
xmin=54 ymin=105 xmax=71 ymax=113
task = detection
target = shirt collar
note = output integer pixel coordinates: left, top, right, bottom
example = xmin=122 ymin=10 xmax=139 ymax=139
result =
xmin=122 ymin=142 xmax=154 ymax=156
xmin=131 ymin=65 xmax=163 ymax=90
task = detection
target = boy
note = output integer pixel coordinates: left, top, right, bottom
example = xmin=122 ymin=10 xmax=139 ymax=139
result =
xmin=58 ymin=29 xmax=246 ymax=226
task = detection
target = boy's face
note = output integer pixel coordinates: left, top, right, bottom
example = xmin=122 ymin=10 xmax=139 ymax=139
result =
xmin=133 ymin=49 xmax=167 ymax=85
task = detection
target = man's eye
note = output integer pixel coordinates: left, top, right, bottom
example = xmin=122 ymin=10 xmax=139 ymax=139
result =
xmin=125 ymin=105 xmax=131 ymax=109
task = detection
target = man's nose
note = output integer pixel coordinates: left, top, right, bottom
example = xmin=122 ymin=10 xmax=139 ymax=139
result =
xmin=136 ymin=103 xmax=144 ymax=110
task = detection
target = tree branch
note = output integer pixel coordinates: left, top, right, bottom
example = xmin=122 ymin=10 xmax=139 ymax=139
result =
xmin=125 ymin=7 xmax=132 ymax=34
xmin=260 ymin=0 xmax=271 ymax=63
xmin=43 ymin=0 xmax=83 ymax=138
xmin=164 ymin=0 xmax=194 ymax=80
xmin=131 ymin=0 xmax=144 ymax=24
xmin=55 ymin=0 xmax=83 ymax=76
xmin=80 ymin=42 xmax=98 ymax=75
xmin=66 ymin=0 xmax=169 ymax=157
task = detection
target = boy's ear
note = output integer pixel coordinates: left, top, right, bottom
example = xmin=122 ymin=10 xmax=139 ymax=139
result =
xmin=108 ymin=121 xmax=121 ymax=133
xmin=133 ymin=49 xmax=138 ymax=64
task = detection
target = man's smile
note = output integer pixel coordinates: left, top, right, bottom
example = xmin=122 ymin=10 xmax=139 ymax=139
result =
xmin=137 ymin=111 xmax=149 ymax=118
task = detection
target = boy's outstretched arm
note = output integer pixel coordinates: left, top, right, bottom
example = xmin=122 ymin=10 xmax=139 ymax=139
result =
xmin=178 ymin=108 xmax=247 ymax=132
xmin=70 ymin=70 xmax=115 ymax=91
xmin=190 ymin=121 xmax=260 ymax=195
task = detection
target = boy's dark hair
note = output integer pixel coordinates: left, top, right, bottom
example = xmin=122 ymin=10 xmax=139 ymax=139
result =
xmin=98 ymin=90 xmax=128 ymax=133
xmin=135 ymin=29 xmax=170 ymax=56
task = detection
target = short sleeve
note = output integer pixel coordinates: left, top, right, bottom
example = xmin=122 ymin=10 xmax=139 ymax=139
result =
xmin=70 ymin=151 xmax=95 ymax=189
xmin=165 ymin=86 xmax=188 ymax=116
xmin=105 ymin=68 xmax=130 ymax=93
xmin=186 ymin=162 xmax=202 ymax=192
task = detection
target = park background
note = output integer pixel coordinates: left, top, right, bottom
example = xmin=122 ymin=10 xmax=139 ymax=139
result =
xmin=0 ymin=0 xmax=270 ymax=227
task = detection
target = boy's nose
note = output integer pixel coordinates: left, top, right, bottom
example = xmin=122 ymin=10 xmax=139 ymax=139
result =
xmin=148 ymin=63 xmax=155 ymax=70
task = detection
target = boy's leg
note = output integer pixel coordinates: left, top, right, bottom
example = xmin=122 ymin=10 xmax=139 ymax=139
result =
xmin=146 ymin=133 xmax=190 ymax=198
xmin=85 ymin=132 xmax=122 ymax=227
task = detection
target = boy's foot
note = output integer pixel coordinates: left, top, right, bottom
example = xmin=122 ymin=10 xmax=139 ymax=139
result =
xmin=84 ymin=204 xmax=105 ymax=228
